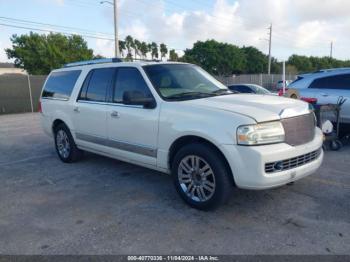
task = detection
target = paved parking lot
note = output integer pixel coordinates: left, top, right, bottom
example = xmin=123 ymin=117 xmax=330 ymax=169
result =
xmin=0 ymin=113 xmax=349 ymax=255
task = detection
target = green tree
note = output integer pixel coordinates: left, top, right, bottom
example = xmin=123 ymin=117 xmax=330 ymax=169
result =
xmin=140 ymin=41 xmax=149 ymax=59
xmin=5 ymin=32 xmax=93 ymax=74
xmin=241 ymin=46 xmax=267 ymax=73
xmin=125 ymin=35 xmax=134 ymax=60
xmin=169 ymin=49 xmax=179 ymax=61
xmin=134 ymin=39 xmax=141 ymax=59
xmin=118 ymin=40 xmax=126 ymax=58
xmin=182 ymin=40 xmax=246 ymax=76
xmin=150 ymin=42 xmax=158 ymax=60
xmin=287 ymin=55 xmax=314 ymax=73
xmin=160 ymin=43 xmax=168 ymax=61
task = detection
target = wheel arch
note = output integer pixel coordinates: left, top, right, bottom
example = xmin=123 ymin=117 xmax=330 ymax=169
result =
xmin=168 ymin=135 xmax=235 ymax=186
xmin=52 ymin=119 xmax=68 ymax=134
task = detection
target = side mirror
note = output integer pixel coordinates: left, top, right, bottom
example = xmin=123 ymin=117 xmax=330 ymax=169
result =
xmin=122 ymin=90 xmax=156 ymax=109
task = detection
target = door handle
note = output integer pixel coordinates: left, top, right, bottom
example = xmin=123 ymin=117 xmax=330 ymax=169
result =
xmin=73 ymin=106 xmax=80 ymax=113
xmin=111 ymin=111 xmax=120 ymax=118
xmin=321 ymin=93 xmax=329 ymax=97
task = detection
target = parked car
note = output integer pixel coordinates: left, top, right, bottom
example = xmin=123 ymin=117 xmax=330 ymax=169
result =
xmin=287 ymin=68 xmax=350 ymax=125
xmin=40 ymin=59 xmax=324 ymax=210
xmin=276 ymin=80 xmax=292 ymax=90
xmin=228 ymin=84 xmax=272 ymax=95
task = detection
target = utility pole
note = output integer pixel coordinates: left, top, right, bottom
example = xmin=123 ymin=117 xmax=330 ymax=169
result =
xmin=100 ymin=1 xmax=119 ymax=57
xmin=330 ymin=41 xmax=333 ymax=59
xmin=113 ymin=0 xmax=119 ymax=58
xmin=268 ymin=23 xmax=272 ymax=75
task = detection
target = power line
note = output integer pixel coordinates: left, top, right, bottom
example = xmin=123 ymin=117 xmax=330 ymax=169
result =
xmin=0 ymin=16 xmax=113 ymax=37
xmin=0 ymin=23 xmax=115 ymax=41
xmin=0 ymin=22 xmax=184 ymax=53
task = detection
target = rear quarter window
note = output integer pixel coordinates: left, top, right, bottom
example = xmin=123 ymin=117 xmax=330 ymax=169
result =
xmin=42 ymin=70 xmax=81 ymax=100
xmin=309 ymin=74 xmax=350 ymax=90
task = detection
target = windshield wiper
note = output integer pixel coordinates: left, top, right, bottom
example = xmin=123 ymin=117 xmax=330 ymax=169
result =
xmin=166 ymin=92 xmax=215 ymax=100
xmin=211 ymin=89 xmax=238 ymax=95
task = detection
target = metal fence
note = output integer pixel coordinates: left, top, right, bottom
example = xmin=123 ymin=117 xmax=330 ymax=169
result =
xmin=216 ymin=74 xmax=297 ymax=90
xmin=0 ymin=74 xmax=47 ymax=114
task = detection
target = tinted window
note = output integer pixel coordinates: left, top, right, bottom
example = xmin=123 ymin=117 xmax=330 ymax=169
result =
xmin=113 ymin=67 xmax=152 ymax=103
xmin=42 ymin=70 xmax=81 ymax=99
xmin=229 ymin=85 xmax=254 ymax=93
xmin=78 ymin=70 xmax=93 ymax=100
xmin=84 ymin=68 xmax=115 ymax=102
xmin=310 ymin=74 xmax=350 ymax=90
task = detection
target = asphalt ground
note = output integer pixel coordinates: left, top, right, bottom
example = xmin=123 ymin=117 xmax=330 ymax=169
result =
xmin=0 ymin=113 xmax=349 ymax=255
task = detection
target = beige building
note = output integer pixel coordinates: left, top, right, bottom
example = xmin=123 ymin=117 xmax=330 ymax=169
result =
xmin=0 ymin=63 xmax=26 ymax=75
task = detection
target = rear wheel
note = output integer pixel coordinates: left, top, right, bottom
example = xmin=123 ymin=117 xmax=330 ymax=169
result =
xmin=172 ymin=143 xmax=233 ymax=210
xmin=54 ymin=123 xmax=83 ymax=163
xmin=330 ymin=140 xmax=342 ymax=151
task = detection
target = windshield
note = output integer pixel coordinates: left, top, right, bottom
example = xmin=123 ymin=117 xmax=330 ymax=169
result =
xmin=249 ymin=84 xmax=270 ymax=94
xmin=142 ymin=64 xmax=229 ymax=100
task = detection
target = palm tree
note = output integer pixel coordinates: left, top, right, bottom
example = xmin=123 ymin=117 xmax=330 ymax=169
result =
xmin=125 ymin=35 xmax=134 ymax=60
xmin=118 ymin=40 xmax=126 ymax=58
xmin=134 ymin=39 xmax=141 ymax=59
xmin=140 ymin=41 xmax=149 ymax=59
xmin=160 ymin=43 xmax=168 ymax=61
xmin=147 ymin=43 xmax=152 ymax=59
xmin=150 ymin=42 xmax=158 ymax=60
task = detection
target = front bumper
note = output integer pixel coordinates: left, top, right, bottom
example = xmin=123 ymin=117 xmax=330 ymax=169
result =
xmin=221 ymin=127 xmax=324 ymax=189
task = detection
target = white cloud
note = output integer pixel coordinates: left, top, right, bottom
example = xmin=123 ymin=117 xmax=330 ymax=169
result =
xmin=111 ymin=0 xmax=350 ymax=60
xmin=0 ymin=42 xmax=7 ymax=62
xmin=294 ymin=0 xmax=350 ymax=21
xmin=2 ymin=0 xmax=350 ymax=62
xmin=94 ymin=38 xmax=114 ymax=58
xmin=0 ymin=38 xmax=12 ymax=62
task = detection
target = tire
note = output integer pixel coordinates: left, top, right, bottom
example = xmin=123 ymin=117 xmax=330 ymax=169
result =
xmin=330 ymin=140 xmax=342 ymax=151
xmin=171 ymin=143 xmax=233 ymax=210
xmin=54 ymin=123 xmax=83 ymax=163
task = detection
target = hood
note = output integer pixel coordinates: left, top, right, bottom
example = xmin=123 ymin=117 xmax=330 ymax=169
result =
xmin=185 ymin=94 xmax=310 ymax=122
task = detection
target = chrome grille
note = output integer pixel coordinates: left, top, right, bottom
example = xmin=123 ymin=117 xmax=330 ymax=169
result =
xmin=265 ymin=148 xmax=322 ymax=173
xmin=281 ymin=113 xmax=316 ymax=146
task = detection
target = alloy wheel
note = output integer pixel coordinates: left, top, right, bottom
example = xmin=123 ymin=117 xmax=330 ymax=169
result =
xmin=56 ymin=130 xmax=71 ymax=159
xmin=177 ymin=155 xmax=216 ymax=202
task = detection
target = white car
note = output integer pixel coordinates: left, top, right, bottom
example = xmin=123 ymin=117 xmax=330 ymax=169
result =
xmin=40 ymin=59 xmax=324 ymax=210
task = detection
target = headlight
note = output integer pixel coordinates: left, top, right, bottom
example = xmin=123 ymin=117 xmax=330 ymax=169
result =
xmin=237 ymin=121 xmax=285 ymax=145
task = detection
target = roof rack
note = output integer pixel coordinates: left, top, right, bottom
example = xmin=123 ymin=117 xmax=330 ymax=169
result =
xmin=312 ymin=67 xmax=350 ymax=73
xmin=130 ymin=58 xmax=161 ymax=62
xmin=63 ymin=57 xmax=161 ymax=68
xmin=63 ymin=58 xmax=122 ymax=68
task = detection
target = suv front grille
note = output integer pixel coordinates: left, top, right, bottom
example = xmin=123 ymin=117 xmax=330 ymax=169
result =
xmin=281 ymin=113 xmax=316 ymax=146
xmin=265 ymin=148 xmax=321 ymax=173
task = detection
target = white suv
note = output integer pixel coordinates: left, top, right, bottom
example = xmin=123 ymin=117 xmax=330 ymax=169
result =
xmin=40 ymin=58 xmax=324 ymax=210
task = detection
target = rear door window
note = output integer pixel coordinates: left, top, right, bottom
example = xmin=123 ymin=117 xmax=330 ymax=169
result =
xmin=79 ymin=68 xmax=115 ymax=102
xmin=310 ymin=74 xmax=350 ymax=90
xmin=42 ymin=70 xmax=81 ymax=99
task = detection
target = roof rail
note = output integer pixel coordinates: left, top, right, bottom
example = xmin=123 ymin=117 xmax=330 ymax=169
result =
xmin=130 ymin=58 xmax=161 ymax=62
xmin=63 ymin=58 xmax=122 ymax=68
xmin=312 ymin=67 xmax=350 ymax=73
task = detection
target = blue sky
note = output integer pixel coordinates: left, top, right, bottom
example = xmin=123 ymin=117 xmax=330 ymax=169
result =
xmin=1 ymin=0 xmax=349 ymax=62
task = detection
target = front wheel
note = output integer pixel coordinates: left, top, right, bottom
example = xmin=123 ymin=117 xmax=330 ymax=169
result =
xmin=172 ymin=143 xmax=233 ymax=210
xmin=54 ymin=123 xmax=83 ymax=163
